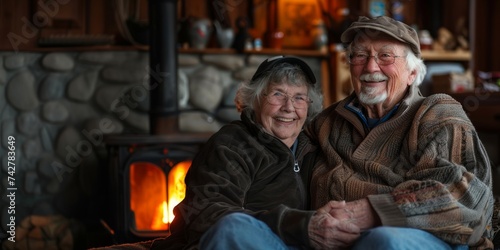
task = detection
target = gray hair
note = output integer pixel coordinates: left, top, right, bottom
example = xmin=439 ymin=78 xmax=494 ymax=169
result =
xmin=405 ymin=47 xmax=426 ymax=86
xmin=235 ymin=63 xmax=323 ymax=120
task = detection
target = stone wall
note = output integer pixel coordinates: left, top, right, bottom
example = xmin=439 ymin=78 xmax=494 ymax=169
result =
xmin=0 ymin=50 xmax=322 ymax=246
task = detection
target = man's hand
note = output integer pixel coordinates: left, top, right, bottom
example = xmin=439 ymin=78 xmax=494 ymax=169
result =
xmin=328 ymin=198 xmax=381 ymax=231
xmin=308 ymin=201 xmax=361 ymax=249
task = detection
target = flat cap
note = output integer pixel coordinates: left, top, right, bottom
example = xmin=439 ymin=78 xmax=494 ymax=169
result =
xmin=341 ymin=16 xmax=421 ymax=58
xmin=251 ymin=55 xmax=316 ymax=84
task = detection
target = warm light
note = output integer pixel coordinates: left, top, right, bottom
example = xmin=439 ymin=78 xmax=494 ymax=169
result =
xmin=166 ymin=161 xmax=191 ymax=223
xmin=162 ymin=201 xmax=168 ymax=224
xmin=151 ymin=201 xmax=168 ymax=230
xmin=130 ymin=162 xmax=166 ymax=231
xmin=129 ymin=160 xmax=191 ymax=231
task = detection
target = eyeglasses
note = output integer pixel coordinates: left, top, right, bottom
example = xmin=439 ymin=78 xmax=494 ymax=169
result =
xmin=264 ymin=91 xmax=312 ymax=109
xmin=348 ymin=52 xmax=403 ymax=66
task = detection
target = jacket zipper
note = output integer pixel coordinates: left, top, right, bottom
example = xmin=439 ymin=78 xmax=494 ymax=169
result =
xmin=293 ymin=160 xmax=300 ymax=172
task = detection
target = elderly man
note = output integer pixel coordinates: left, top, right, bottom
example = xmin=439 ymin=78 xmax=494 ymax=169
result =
xmin=307 ymin=16 xmax=494 ymax=249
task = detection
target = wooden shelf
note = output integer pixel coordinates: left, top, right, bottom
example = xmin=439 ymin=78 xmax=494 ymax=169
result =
xmin=179 ymin=48 xmax=328 ymax=57
xmin=421 ymin=50 xmax=471 ymax=61
xmin=15 ymin=46 xmax=329 ymax=57
xmin=13 ymin=45 xmax=149 ymax=52
xmin=244 ymin=48 xmax=328 ymax=57
xmin=18 ymin=45 xmax=469 ymax=62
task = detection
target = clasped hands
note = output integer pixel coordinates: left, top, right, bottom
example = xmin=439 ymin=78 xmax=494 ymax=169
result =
xmin=308 ymin=198 xmax=379 ymax=249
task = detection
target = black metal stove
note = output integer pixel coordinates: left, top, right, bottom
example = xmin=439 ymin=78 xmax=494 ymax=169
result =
xmin=104 ymin=134 xmax=208 ymax=244
xmin=103 ymin=0 xmax=211 ymax=244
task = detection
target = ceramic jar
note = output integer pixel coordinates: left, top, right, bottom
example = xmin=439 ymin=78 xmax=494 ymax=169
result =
xmin=189 ymin=18 xmax=212 ymax=49
xmin=214 ymin=20 xmax=234 ymax=49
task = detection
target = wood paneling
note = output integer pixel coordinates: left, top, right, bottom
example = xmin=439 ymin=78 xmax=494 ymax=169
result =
xmin=0 ymin=0 xmax=499 ymax=76
xmin=473 ymin=0 xmax=500 ymax=72
xmin=0 ymin=1 xmax=34 ymax=50
xmin=179 ymin=0 xmax=209 ymax=20
xmin=36 ymin=0 xmax=87 ymax=37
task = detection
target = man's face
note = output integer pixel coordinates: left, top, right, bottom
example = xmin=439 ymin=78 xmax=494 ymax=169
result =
xmin=349 ymin=35 xmax=417 ymax=109
xmin=255 ymin=83 xmax=309 ymax=148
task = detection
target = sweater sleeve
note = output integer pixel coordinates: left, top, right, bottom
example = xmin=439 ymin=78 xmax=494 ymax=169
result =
xmin=368 ymin=104 xmax=494 ymax=247
xmin=256 ymin=205 xmax=316 ymax=247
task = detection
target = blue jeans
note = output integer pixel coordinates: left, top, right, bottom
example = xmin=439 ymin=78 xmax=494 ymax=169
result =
xmin=352 ymin=226 xmax=469 ymax=250
xmin=199 ymin=212 xmax=300 ymax=250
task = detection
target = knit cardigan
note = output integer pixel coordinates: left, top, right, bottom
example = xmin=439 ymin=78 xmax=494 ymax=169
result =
xmin=307 ymin=86 xmax=494 ymax=248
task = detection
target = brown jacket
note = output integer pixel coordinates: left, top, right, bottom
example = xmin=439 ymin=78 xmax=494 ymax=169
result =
xmin=151 ymin=109 xmax=318 ymax=249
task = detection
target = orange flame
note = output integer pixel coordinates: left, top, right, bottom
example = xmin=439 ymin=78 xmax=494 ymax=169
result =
xmin=130 ymin=160 xmax=191 ymax=231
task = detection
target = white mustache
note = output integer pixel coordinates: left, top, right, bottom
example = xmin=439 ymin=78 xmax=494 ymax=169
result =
xmin=360 ymin=73 xmax=388 ymax=82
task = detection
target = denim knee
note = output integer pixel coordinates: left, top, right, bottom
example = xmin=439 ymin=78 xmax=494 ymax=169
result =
xmin=358 ymin=227 xmax=397 ymax=244
xmin=352 ymin=227 xmax=468 ymax=250
xmin=200 ymin=213 xmax=291 ymax=250
xmin=211 ymin=213 xmax=254 ymax=233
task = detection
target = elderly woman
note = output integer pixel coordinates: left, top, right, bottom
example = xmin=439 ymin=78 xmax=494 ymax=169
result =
xmin=307 ymin=16 xmax=494 ymax=249
xmin=151 ymin=56 xmax=360 ymax=250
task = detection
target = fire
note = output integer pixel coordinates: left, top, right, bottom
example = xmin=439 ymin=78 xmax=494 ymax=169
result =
xmin=130 ymin=160 xmax=191 ymax=231
xmin=151 ymin=201 xmax=169 ymax=230
xmin=166 ymin=161 xmax=191 ymax=223
xmin=162 ymin=201 xmax=168 ymax=224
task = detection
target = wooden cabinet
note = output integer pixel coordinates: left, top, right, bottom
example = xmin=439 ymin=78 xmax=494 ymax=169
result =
xmin=0 ymin=0 xmax=139 ymax=50
xmin=451 ymin=92 xmax=500 ymax=133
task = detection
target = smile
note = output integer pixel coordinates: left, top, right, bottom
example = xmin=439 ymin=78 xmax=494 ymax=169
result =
xmin=275 ymin=117 xmax=295 ymax=122
xmin=362 ymin=79 xmax=386 ymax=83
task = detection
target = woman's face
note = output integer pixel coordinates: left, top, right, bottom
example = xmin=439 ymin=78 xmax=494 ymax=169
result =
xmin=255 ymin=82 xmax=309 ymax=147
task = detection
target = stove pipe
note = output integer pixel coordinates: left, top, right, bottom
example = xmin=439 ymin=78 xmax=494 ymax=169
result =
xmin=149 ymin=0 xmax=178 ymax=134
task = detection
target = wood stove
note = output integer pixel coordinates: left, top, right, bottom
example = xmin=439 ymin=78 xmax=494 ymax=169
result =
xmin=104 ymin=134 xmax=209 ymax=244
xmin=103 ymin=0 xmax=212 ymax=244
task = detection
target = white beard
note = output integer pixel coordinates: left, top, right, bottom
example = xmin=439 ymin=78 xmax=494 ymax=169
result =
xmin=358 ymin=73 xmax=388 ymax=105
xmin=359 ymin=86 xmax=387 ymax=105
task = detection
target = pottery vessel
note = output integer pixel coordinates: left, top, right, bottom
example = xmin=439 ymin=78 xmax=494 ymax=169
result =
xmin=189 ymin=18 xmax=212 ymax=49
xmin=214 ymin=20 xmax=234 ymax=49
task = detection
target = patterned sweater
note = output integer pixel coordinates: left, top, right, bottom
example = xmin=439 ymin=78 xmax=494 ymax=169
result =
xmin=307 ymin=86 xmax=494 ymax=248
